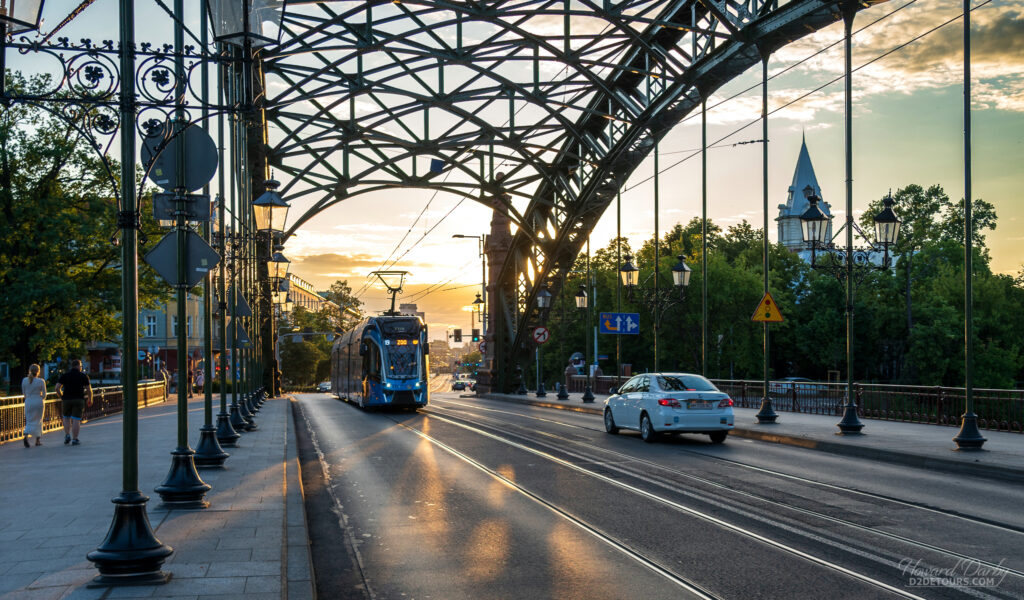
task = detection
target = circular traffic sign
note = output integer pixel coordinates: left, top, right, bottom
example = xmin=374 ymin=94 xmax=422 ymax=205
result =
xmin=532 ymin=326 xmax=550 ymax=345
xmin=478 ymin=341 xmax=487 ymax=353
xmin=141 ymin=122 xmax=218 ymax=193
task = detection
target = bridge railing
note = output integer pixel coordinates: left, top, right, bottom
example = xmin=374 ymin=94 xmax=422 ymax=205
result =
xmin=0 ymin=381 xmax=168 ymax=443
xmin=710 ymin=379 xmax=1024 ymax=433
xmin=560 ymin=375 xmax=1023 ymax=433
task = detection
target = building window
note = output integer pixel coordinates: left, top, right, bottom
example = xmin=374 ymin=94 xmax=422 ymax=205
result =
xmin=145 ymin=315 xmax=157 ymax=337
xmin=173 ymin=316 xmax=178 ymax=337
xmin=187 ymin=316 xmax=193 ymax=337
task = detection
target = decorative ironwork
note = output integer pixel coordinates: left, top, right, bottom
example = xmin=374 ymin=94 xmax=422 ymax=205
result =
xmin=262 ymin=0 xmax=891 ymax=390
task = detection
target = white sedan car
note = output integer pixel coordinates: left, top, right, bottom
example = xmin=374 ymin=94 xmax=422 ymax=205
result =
xmin=603 ymin=373 xmax=734 ymax=443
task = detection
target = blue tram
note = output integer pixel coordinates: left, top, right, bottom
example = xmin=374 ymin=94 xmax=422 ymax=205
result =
xmin=330 ymin=315 xmax=429 ymax=409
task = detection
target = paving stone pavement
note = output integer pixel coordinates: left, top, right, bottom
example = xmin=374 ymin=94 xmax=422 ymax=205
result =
xmin=0 ymin=394 xmax=314 ymax=600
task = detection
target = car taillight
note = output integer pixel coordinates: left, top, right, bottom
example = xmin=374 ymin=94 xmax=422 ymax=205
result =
xmin=658 ymin=398 xmax=681 ymax=408
xmin=718 ymin=398 xmax=734 ymax=408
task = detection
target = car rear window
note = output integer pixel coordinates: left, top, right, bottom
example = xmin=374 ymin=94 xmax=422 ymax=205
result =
xmin=659 ymin=375 xmax=717 ymax=392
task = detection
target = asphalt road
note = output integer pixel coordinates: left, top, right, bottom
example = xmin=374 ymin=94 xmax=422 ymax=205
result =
xmin=292 ymin=391 xmax=1024 ymax=600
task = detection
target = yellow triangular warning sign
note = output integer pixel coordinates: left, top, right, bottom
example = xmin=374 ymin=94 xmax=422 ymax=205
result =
xmin=751 ymin=292 xmax=784 ymax=323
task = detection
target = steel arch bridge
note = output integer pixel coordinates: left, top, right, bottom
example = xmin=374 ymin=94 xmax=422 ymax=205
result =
xmin=261 ymin=0 xmax=885 ymax=391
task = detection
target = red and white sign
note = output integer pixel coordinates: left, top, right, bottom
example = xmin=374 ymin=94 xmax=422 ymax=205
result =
xmin=478 ymin=341 xmax=487 ymax=354
xmin=532 ymin=326 xmax=550 ymax=345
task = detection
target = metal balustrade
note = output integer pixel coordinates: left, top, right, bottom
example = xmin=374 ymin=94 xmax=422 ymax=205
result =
xmin=556 ymin=375 xmax=1023 ymax=433
xmin=0 ymin=382 xmax=168 ymax=443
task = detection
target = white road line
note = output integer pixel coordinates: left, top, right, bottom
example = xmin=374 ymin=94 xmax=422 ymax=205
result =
xmin=419 ymin=411 xmax=929 ymax=600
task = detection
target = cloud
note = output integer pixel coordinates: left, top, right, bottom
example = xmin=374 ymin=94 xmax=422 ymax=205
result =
xmin=771 ymin=1 xmax=1024 ymax=113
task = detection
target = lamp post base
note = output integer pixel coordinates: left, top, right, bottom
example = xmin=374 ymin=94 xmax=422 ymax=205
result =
xmin=836 ymin=404 xmax=864 ymax=434
xmin=194 ymin=425 xmax=229 ymax=468
xmin=155 ymin=448 xmax=211 ymax=509
xmin=215 ymin=412 xmax=240 ymax=446
xmin=535 ymin=382 xmax=546 ymax=398
xmin=953 ymin=414 xmax=987 ymax=450
xmin=87 ymin=491 xmax=173 ymax=587
xmin=556 ymin=383 xmax=569 ymax=400
xmin=755 ymin=397 xmax=778 ymax=423
xmin=581 ymin=385 xmax=595 ymax=403
xmin=229 ymin=403 xmax=252 ymax=432
xmin=239 ymin=396 xmax=255 ymax=423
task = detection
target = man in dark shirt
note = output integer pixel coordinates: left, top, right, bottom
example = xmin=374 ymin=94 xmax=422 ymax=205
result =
xmin=55 ymin=359 xmax=93 ymax=446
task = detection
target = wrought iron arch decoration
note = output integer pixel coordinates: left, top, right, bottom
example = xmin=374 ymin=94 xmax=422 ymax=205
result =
xmin=262 ymin=0 xmax=888 ymax=390
xmin=2 ymin=35 xmax=238 ymax=215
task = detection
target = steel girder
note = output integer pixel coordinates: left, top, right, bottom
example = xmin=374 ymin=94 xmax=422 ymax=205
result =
xmin=260 ymin=0 xmax=886 ymax=390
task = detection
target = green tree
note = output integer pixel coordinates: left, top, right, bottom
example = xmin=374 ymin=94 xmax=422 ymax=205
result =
xmin=0 ymin=74 xmax=168 ymax=380
xmin=279 ymin=339 xmax=326 ymax=386
xmin=321 ymin=279 xmax=364 ymax=331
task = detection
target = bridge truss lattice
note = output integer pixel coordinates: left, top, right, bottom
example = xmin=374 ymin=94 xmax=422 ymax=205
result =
xmin=264 ymin=0 xmax=885 ymax=390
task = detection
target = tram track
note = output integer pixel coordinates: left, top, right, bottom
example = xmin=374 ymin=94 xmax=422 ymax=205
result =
xmin=392 ymin=409 xmax=952 ymax=600
xmin=433 ymin=397 xmax=1024 ymax=537
xmin=410 ymin=401 xmax=1021 ymax=599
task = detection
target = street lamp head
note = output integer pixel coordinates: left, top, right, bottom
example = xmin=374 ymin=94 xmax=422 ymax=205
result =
xmin=799 ymin=190 xmax=830 ymax=245
xmin=252 ymin=179 xmax=289 ymax=233
xmin=671 ymin=255 xmax=691 ymax=288
xmin=472 ymin=292 xmax=484 ymax=306
xmin=536 ymin=285 xmax=552 ymax=309
xmin=574 ymin=284 xmax=588 ymax=309
xmin=272 ymin=277 xmax=290 ymax=305
xmin=206 ymin=0 xmax=287 ymax=48
xmin=0 ymin=0 xmax=45 ymax=33
xmin=268 ymin=245 xmax=290 ymax=280
xmin=873 ymin=192 xmax=901 ymax=247
xmin=619 ymin=254 xmax=638 ymax=288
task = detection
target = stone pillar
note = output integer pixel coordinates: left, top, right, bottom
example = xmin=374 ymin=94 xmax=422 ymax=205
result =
xmin=478 ymin=205 xmax=513 ymax=393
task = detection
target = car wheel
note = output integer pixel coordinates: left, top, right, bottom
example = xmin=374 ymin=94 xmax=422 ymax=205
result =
xmin=709 ymin=431 xmax=728 ymax=444
xmin=640 ymin=413 xmax=658 ymax=443
xmin=604 ymin=409 xmax=619 ymax=434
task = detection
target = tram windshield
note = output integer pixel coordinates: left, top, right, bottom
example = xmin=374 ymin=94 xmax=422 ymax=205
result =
xmin=380 ymin=318 xmax=422 ymax=379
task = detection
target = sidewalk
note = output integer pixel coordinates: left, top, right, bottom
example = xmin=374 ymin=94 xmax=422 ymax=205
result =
xmin=477 ymin=391 xmax=1024 ymax=483
xmin=0 ymin=395 xmax=313 ymax=600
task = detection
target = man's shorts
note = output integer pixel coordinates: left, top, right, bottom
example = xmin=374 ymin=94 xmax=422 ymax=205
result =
xmin=61 ymin=398 xmax=86 ymax=419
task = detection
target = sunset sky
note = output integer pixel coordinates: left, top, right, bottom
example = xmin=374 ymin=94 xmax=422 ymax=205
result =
xmin=14 ymin=0 xmax=1024 ymax=342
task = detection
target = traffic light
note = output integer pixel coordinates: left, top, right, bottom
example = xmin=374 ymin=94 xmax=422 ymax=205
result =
xmin=453 ymin=328 xmax=462 ymax=342
xmin=471 ymin=328 xmax=480 ymax=342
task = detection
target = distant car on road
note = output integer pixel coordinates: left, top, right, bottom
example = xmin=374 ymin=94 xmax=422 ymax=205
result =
xmin=316 ymin=381 xmax=331 ymax=393
xmin=604 ymin=373 xmax=734 ymax=443
xmin=451 ymin=380 xmax=467 ymax=391
xmin=769 ymin=377 xmax=822 ymax=395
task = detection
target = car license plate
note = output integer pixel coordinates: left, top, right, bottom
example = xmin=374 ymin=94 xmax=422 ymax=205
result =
xmin=689 ymin=401 xmax=711 ymax=410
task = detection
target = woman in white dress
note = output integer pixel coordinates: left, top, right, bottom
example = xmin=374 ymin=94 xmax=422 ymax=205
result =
xmin=21 ymin=364 xmax=46 ymax=447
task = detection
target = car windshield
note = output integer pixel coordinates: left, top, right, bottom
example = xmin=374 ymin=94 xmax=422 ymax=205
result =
xmin=658 ymin=375 xmax=717 ymax=392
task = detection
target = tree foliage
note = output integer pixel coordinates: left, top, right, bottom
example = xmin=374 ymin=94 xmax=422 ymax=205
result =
xmin=0 ymin=74 xmax=169 ymax=380
xmin=538 ymin=187 xmax=1023 ymax=389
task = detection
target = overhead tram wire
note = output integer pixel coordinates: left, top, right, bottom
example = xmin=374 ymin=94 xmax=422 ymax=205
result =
xmin=352 ymin=15 xmax=612 ymax=302
xmin=624 ymin=0 xmax=994 ymax=194
xmin=351 ymin=0 xmax=925 ymax=300
xmin=401 ymin=259 xmax=480 ymax=303
xmin=683 ymin=0 xmax=922 ymax=123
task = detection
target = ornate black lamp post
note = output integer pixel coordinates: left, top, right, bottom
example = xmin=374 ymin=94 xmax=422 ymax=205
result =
xmin=253 ymin=178 xmax=290 ymax=397
xmin=800 ymin=186 xmax=901 ymax=434
xmin=534 ymin=285 xmax=552 ymax=397
xmin=619 ymin=254 xmax=691 ymax=372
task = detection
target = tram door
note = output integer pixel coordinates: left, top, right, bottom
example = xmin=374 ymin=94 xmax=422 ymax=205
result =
xmin=360 ymin=341 xmax=382 ymax=400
